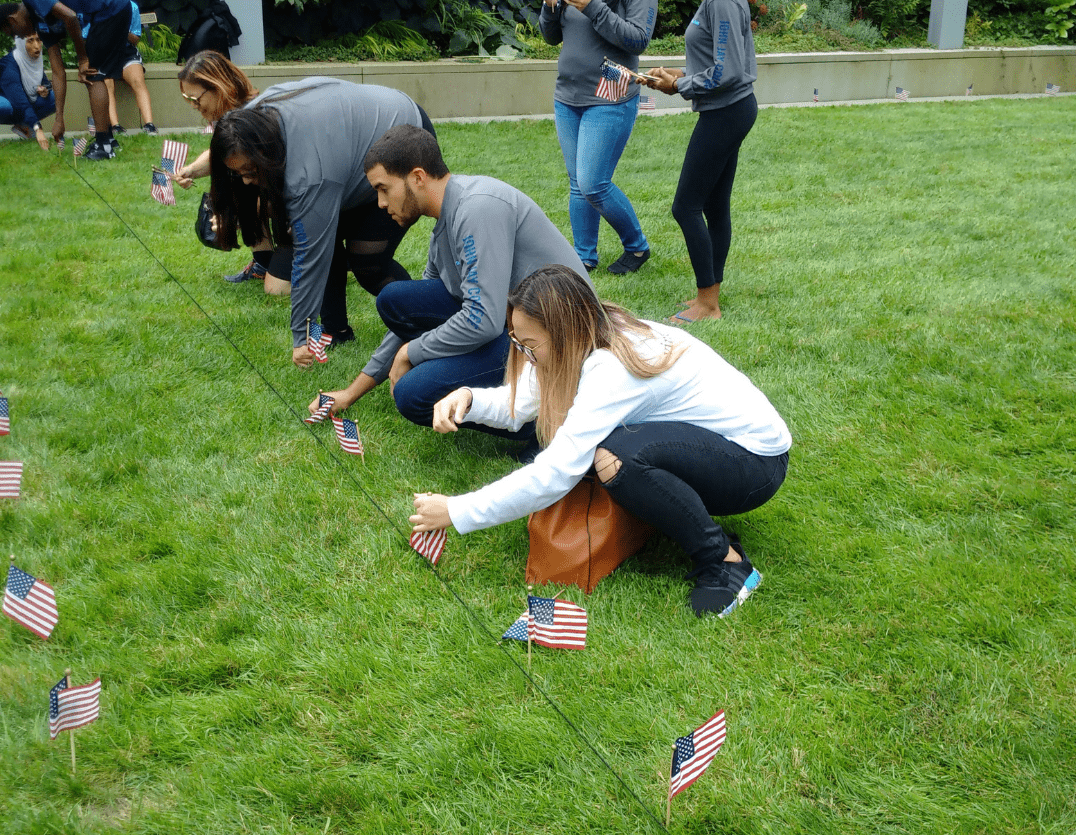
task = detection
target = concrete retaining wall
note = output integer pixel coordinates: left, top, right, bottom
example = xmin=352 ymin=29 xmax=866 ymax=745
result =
xmin=89 ymin=46 xmax=1075 ymax=131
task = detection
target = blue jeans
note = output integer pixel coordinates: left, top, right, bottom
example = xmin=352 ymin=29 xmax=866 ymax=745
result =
xmin=599 ymin=422 xmax=787 ymax=576
xmin=554 ymin=99 xmax=648 ymax=266
xmin=376 ymin=279 xmax=535 ymax=441
xmin=0 ymin=91 xmax=56 ymax=126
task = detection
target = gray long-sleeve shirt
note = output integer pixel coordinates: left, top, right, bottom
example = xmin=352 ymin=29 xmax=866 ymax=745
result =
xmin=246 ymin=78 xmax=423 ymax=346
xmin=539 ymin=0 xmax=657 ymax=107
xmin=362 ymin=174 xmax=588 ymax=382
xmin=676 ymin=0 xmax=757 ymax=111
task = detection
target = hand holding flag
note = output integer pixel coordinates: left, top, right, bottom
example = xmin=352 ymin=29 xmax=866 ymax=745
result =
xmin=305 ymin=392 xmax=335 ymax=424
xmin=307 ymin=321 xmax=333 ymax=363
xmin=151 ymin=140 xmax=189 ymax=206
xmin=410 ymin=529 xmax=447 ymax=566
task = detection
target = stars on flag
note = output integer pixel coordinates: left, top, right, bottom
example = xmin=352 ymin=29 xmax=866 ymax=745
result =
xmin=332 ymin=415 xmax=364 ymax=457
xmin=596 ymin=59 xmax=630 ymax=102
xmin=895 ymin=87 xmax=910 ymax=102
xmin=308 ymin=322 xmax=333 ymax=363
xmin=527 ymin=595 xmax=587 ymax=650
xmin=151 ymin=140 xmax=189 ymax=206
xmin=1046 ymin=82 xmax=1060 ymax=96
xmin=0 ymin=461 xmax=23 ymax=498
xmin=0 ymin=391 xmax=8 ymax=434
xmin=502 ymin=611 xmax=529 ymax=642
xmin=87 ymin=115 xmax=94 ymax=133
xmin=305 ymin=393 xmax=335 ymax=424
xmin=4 ymin=563 xmax=59 ymax=639
xmin=638 ymin=95 xmax=656 ymax=111
xmin=49 ymin=675 xmax=102 ymax=740
xmin=670 ymin=710 xmax=726 ymax=799
xmin=410 ymin=529 xmax=446 ymax=566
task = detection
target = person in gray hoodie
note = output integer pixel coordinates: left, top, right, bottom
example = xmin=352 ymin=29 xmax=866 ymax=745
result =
xmin=644 ymin=0 xmax=757 ymax=321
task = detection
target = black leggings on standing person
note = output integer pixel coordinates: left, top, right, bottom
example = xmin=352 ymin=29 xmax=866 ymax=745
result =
xmin=671 ymin=93 xmax=758 ymax=290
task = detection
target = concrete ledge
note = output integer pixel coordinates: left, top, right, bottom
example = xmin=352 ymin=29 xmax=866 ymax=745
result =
xmin=66 ymin=46 xmax=1076 ymax=131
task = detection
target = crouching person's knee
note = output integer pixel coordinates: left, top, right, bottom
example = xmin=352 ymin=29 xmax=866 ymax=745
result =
xmin=594 ymin=447 xmax=622 ymax=484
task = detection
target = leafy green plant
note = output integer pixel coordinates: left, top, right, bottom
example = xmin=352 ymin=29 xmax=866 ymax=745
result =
xmin=138 ymin=22 xmax=183 ymax=63
xmin=1044 ymin=0 xmax=1076 ymax=38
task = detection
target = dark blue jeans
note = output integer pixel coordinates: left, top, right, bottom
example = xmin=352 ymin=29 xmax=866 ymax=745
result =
xmin=376 ymin=279 xmax=535 ymax=441
xmin=599 ymin=421 xmax=787 ymax=575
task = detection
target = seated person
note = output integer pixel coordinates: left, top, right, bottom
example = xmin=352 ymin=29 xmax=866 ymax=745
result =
xmin=312 ymin=125 xmax=589 ymax=442
xmin=102 ymin=0 xmax=156 ymax=134
xmin=411 ymin=266 xmax=792 ymax=617
xmin=0 ymin=31 xmax=54 ymax=149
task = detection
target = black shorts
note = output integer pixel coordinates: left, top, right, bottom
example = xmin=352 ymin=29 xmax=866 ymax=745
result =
xmin=85 ymin=4 xmax=138 ymax=81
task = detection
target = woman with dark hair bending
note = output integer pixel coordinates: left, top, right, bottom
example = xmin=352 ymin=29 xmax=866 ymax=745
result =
xmin=210 ymin=77 xmax=435 ymax=367
xmin=643 ymin=0 xmax=757 ymax=321
xmin=411 ymin=265 xmax=791 ymax=617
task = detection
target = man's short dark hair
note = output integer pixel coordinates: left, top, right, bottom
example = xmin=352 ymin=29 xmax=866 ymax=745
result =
xmin=364 ymin=124 xmax=449 ymax=179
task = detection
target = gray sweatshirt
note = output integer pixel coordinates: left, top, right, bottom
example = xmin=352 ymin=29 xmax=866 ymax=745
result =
xmin=675 ymin=0 xmax=757 ymax=111
xmin=362 ymin=174 xmax=588 ymax=381
xmin=247 ymin=78 xmax=423 ymax=346
xmin=539 ymin=0 xmax=657 ymax=107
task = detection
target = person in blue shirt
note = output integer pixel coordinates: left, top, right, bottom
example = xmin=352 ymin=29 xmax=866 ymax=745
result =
xmin=0 ymin=31 xmax=54 ymax=149
xmin=1 ymin=0 xmax=138 ymax=159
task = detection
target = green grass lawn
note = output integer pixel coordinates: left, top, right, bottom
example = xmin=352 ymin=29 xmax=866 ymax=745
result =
xmin=2 ymin=96 xmax=1074 ymax=834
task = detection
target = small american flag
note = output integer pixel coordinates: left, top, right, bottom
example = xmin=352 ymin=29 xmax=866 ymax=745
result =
xmin=152 ymin=140 xmax=189 ymax=206
xmin=0 ymin=392 xmax=8 ymax=434
xmin=527 ymin=595 xmax=587 ymax=650
xmin=502 ymin=611 xmax=529 ymax=642
xmin=410 ymin=529 xmax=446 ymax=566
xmin=49 ymin=675 xmax=101 ymax=740
xmin=305 ymin=393 xmax=334 ymax=424
xmin=670 ymin=710 xmax=727 ymax=799
xmin=87 ymin=115 xmax=94 ymax=133
xmin=0 ymin=461 xmax=23 ymax=498
xmin=72 ymin=137 xmax=88 ymax=157
xmin=966 ymin=83 xmax=973 ymax=96
xmin=895 ymin=87 xmax=910 ymax=102
xmin=332 ymin=415 xmax=364 ymax=457
xmin=56 ymin=137 xmax=65 ymax=151
xmin=1046 ymin=82 xmax=1060 ymax=96
xmin=203 ymin=122 xmax=215 ymax=134
xmin=308 ymin=322 xmax=333 ymax=363
xmin=813 ymin=88 xmax=819 ymax=102
xmin=596 ymin=59 xmax=630 ymax=102
xmin=4 ymin=563 xmax=59 ymax=639
xmin=638 ymin=95 xmax=655 ymax=111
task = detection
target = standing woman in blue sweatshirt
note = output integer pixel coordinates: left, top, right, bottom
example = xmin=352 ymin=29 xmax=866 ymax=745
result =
xmin=644 ymin=0 xmax=757 ymax=321
xmin=539 ymin=0 xmax=656 ymax=275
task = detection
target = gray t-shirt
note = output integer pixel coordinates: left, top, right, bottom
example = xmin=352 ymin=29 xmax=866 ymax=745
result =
xmin=539 ymin=0 xmax=657 ymax=107
xmin=362 ymin=174 xmax=589 ymax=381
xmin=675 ymin=0 xmax=757 ymax=111
xmin=247 ymin=78 xmax=423 ymax=346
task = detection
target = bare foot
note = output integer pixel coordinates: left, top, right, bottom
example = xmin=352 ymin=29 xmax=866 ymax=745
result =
xmin=671 ymin=301 xmax=722 ymax=322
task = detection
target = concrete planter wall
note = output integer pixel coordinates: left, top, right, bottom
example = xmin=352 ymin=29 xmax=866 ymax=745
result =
xmin=99 ymin=46 xmax=1074 ymax=131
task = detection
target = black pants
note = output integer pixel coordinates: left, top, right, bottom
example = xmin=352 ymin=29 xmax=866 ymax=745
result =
xmin=671 ymin=93 xmax=757 ymax=289
xmin=599 ymin=421 xmax=787 ymax=575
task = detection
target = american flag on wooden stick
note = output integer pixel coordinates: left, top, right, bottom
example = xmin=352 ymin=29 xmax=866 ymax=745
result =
xmin=49 ymin=675 xmax=101 ymax=739
xmin=0 ymin=391 xmax=9 ymax=434
xmin=410 ymin=529 xmax=446 ymax=566
xmin=305 ymin=393 xmax=335 ymax=424
xmin=0 ymin=461 xmax=23 ymax=498
xmin=308 ymin=322 xmax=333 ymax=363
xmin=332 ymin=415 xmax=364 ymax=457
xmin=596 ymin=59 xmax=630 ymax=102
xmin=72 ymin=137 xmax=88 ymax=157
xmin=151 ymin=140 xmax=188 ymax=206
xmin=1046 ymin=82 xmax=1060 ymax=96
xmin=4 ymin=563 xmax=59 ymax=639
xmin=527 ymin=595 xmax=587 ymax=650
xmin=895 ymin=87 xmax=910 ymax=102
xmin=670 ymin=710 xmax=727 ymax=798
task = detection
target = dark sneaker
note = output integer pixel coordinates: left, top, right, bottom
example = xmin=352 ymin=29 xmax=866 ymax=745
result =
xmin=84 ymin=140 xmax=116 ymax=160
xmin=10 ymin=124 xmax=30 ymax=140
xmin=688 ymin=541 xmax=761 ymax=618
xmin=142 ymin=123 xmax=159 ymax=135
xmin=325 ymin=325 xmax=355 ymax=348
xmin=223 ymin=260 xmax=264 ymax=283
xmin=111 ymin=124 xmax=127 ymax=135
xmin=608 ymin=248 xmax=650 ymax=275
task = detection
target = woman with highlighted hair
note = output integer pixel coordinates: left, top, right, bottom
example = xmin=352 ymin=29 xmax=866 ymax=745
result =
xmin=410 ymin=265 xmax=791 ymax=617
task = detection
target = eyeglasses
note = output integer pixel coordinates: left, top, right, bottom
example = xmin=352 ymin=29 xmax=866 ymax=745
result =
xmin=509 ymin=333 xmax=543 ymax=364
xmin=181 ymin=88 xmax=211 ymax=106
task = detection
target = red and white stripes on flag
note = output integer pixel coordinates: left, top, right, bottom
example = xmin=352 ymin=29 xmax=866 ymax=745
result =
xmin=308 ymin=323 xmax=333 ymax=363
xmin=332 ymin=415 xmax=364 ymax=457
xmin=0 ymin=461 xmax=23 ymax=498
xmin=596 ymin=59 xmax=630 ymax=102
xmin=895 ymin=87 xmax=910 ymax=102
xmin=151 ymin=140 xmax=189 ymax=206
xmin=0 ymin=391 xmax=9 ymax=434
xmin=72 ymin=137 xmax=88 ymax=157
xmin=4 ymin=563 xmax=59 ymax=639
xmin=669 ymin=710 xmax=727 ymax=798
xmin=410 ymin=529 xmax=446 ymax=566
xmin=1046 ymin=82 xmax=1060 ymax=96
xmin=305 ymin=393 xmax=335 ymax=424
xmin=527 ymin=595 xmax=587 ymax=650
xmin=49 ymin=675 xmax=101 ymax=739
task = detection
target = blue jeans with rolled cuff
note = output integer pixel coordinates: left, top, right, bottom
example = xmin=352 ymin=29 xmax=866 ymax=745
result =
xmin=598 ymin=421 xmax=787 ymax=575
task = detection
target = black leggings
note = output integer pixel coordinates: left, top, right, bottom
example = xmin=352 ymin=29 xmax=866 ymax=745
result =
xmin=671 ymin=93 xmax=757 ymax=289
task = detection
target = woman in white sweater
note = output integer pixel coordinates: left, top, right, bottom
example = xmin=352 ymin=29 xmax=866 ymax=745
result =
xmin=411 ymin=265 xmax=791 ymax=616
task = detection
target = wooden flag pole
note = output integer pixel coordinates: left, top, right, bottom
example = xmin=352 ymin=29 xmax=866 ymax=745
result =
xmin=306 ymin=317 xmax=311 ymax=346
xmin=526 ymin=585 xmax=533 ymax=673
xmin=66 ymin=667 xmax=76 ymax=774
xmin=666 ymin=743 xmax=675 ymax=828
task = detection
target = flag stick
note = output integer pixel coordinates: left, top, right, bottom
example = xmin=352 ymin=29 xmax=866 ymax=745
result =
xmin=526 ymin=585 xmax=533 ymax=673
xmin=66 ymin=667 xmax=76 ymax=774
xmin=666 ymin=743 xmax=675 ymax=827
xmin=306 ymin=317 xmax=311 ymax=346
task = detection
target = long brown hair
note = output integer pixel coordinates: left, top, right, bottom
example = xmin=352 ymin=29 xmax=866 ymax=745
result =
xmin=506 ymin=265 xmax=684 ymax=445
xmin=177 ymin=50 xmax=257 ymax=120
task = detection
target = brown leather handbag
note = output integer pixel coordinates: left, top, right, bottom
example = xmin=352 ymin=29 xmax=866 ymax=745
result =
xmin=526 ymin=475 xmax=655 ymax=593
